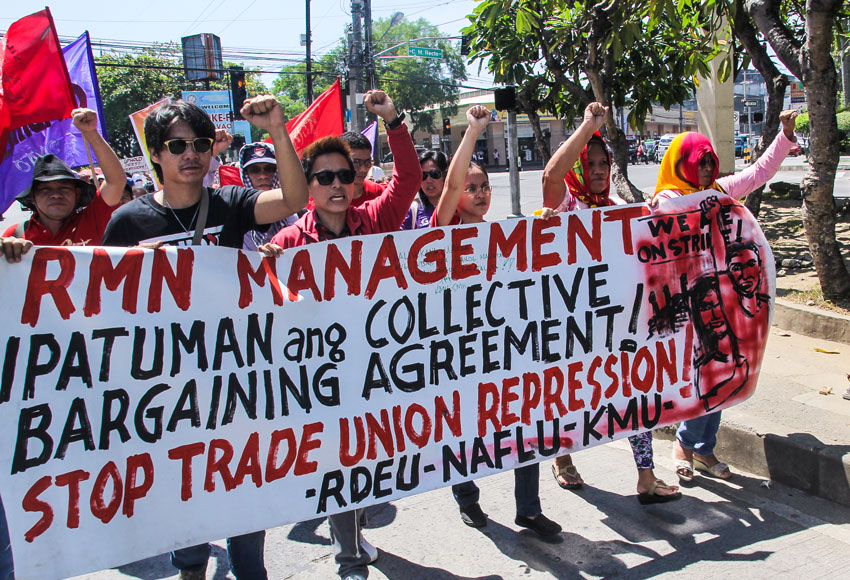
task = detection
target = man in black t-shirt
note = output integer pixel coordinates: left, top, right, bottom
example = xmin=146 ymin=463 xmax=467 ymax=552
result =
xmin=102 ymin=95 xmax=307 ymax=250
xmin=102 ymin=95 xmax=308 ymax=580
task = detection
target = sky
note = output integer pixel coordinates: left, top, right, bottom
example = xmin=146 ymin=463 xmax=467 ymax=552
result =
xmin=2 ymin=0 xmax=493 ymax=88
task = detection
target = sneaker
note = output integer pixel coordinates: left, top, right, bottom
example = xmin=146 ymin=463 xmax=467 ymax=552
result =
xmin=515 ymin=513 xmax=562 ymax=537
xmin=360 ymin=537 xmax=379 ymax=564
xmin=459 ymin=502 xmax=488 ymax=528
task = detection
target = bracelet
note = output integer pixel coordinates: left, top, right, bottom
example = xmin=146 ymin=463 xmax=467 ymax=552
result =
xmin=384 ymin=111 xmax=405 ymax=131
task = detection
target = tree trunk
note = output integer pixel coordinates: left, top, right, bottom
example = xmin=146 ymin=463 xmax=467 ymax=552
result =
xmin=584 ymin=12 xmax=644 ymax=203
xmin=735 ymin=0 xmax=788 ymax=216
xmin=518 ymin=90 xmax=552 ymax=165
xmin=800 ymin=1 xmax=850 ymax=300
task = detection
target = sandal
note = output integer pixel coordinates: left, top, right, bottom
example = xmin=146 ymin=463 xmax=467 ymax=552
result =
xmin=552 ymin=462 xmax=584 ymax=490
xmin=674 ymin=459 xmax=694 ymax=483
xmin=637 ymin=479 xmax=683 ymax=504
xmin=693 ymin=457 xmax=731 ymax=479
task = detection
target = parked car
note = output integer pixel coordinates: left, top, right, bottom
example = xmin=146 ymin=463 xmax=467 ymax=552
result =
xmin=788 ymin=142 xmax=802 ymax=156
xmin=643 ymin=139 xmax=657 ymax=161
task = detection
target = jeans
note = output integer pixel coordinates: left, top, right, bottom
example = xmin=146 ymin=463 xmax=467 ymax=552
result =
xmin=452 ymin=463 xmax=541 ymax=518
xmin=677 ymin=411 xmax=723 ymax=456
xmin=171 ymin=531 xmax=266 ymax=579
xmin=329 ymin=509 xmax=372 ymax=579
xmin=0 ymin=494 xmax=13 ymax=580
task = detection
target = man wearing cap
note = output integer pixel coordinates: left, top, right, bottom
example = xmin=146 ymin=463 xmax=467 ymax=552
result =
xmin=239 ymin=141 xmax=298 ymax=250
xmin=0 ymin=108 xmax=126 ymax=262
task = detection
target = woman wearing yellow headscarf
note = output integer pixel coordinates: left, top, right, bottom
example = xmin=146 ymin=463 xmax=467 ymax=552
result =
xmin=654 ymin=111 xmax=799 ymax=484
xmin=653 ymin=110 xmax=799 ymax=203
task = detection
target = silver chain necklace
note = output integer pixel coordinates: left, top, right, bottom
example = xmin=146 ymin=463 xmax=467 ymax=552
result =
xmin=162 ymin=196 xmax=200 ymax=235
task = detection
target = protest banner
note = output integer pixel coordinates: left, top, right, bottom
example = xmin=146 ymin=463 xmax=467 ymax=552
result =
xmin=0 ymin=31 xmax=107 ymax=214
xmin=0 ymin=192 xmax=773 ymax=579
xmin=119 ymin=156 xmax=148 ymax=174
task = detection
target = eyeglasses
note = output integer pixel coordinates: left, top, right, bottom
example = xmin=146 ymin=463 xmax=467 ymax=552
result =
xmin=463 ymin=184 xmax=491 ymax=194
xmin=699 ymin=155 xmax=716 ymax=168
xmin=246 ymin=164 xmax=277 ymax=175
xmin=162 ymin=138 xmax=214 ymax=155
xmin=422 ymin=169 xmax=444 ymax=180
xmin=351 ymin=158 xmax=373 ymax=168
xmin=309 ymin=169 xmax=356 ymax=185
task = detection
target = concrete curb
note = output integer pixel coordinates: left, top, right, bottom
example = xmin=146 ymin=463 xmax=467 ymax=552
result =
xmin=773 ymin=298 xmax=850 ymax=345
xmin=654 ymin=423 xmax=850 ymax=507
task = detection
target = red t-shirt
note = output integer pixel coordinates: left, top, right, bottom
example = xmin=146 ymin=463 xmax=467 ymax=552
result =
xmin=1 ymin=194 xmax=117 ymax=246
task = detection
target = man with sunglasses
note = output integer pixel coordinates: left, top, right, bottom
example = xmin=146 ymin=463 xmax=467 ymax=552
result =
xmin=101 ymin=95 xmax=307 ymax=580
xmin=262 ymin=89 xmax=419 ymax=580
xmin=1 ymin=108 xmax=127 ymax=262
xmin=102 ymin=95 xmax=307 ymax=250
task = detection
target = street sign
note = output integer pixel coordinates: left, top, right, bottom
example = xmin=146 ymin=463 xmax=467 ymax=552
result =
xmin=743 ymin=100 xmax=758 ymax=107
xmin=408 ymin=46 xmax=443 ymax=59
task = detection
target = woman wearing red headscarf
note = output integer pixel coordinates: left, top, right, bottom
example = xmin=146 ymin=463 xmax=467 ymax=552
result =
xmin=541 ymin=103 xmax=681 ymax=504
xmin=652 ymin=110 xmax=798 ymax=484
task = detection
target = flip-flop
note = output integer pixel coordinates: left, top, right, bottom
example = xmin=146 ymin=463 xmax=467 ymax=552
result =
xmin=552 ymin=463 xmax=583 ymax=490
xmin=693 ymin=457 xmax=731 ymax=479
xmin=673 ymin=457 xmax=694 ymax=483
xmin=638 ymin=479 xmax=683 ymax=505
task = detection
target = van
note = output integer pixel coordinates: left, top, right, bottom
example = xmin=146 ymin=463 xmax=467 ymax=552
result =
xmin=655 ymin=134 xmax=677 ymax=162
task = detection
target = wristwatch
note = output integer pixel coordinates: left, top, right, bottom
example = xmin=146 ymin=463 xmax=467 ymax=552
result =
xmin=384 ymin=111 xmax=405 ymax=130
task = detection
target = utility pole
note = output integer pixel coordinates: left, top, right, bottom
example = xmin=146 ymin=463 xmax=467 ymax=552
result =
xmin=305 ymin=0 xmax=313 ymax=103
xmin=363 ymin=0 xmax=374 ymax=90
xmin=349 ymin=0 xmax=364 ymax=132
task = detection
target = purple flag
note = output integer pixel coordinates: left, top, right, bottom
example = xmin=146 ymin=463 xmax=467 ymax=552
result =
xmin=361 ymin=121 xmax=378 ymax=158
xmin=0 ymin=32 xmax=108 ymax=213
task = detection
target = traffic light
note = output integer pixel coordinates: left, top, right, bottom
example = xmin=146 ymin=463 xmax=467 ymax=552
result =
xmin=230 ymin=65 xmax=247 ymax=120
xmin=494 ymin=86 xmax=517 ymax=111
xmin=460 ymin=34 xmax=470 ymax=56
xmin=443 ymin=118 xmax=451 ymax=136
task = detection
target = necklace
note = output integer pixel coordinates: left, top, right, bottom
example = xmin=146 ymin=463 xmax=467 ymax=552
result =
xmin=162 ymin=195 xmax=200 ymax=235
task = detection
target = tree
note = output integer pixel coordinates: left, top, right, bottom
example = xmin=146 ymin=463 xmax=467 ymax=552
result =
xmin=745 ymin=0 xmax=850 ymax=300
xmin=368 ymin=17 xmax=467 ymax=134
xmin=277 ymin=17 xmax=467 ymax=135
xmin=464 ymin=0 xmax=724 ymax=202
xmin=96 ymin=48 xmax=269 ymax=156
xmin=96 ymin=49 xmax=184 ymax=158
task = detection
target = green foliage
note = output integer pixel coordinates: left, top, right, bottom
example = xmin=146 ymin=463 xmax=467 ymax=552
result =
xmin=795 ymin=111 xmax=809 ymax=133
xmin=277 ymin=17 xmax=466 ymax=133
xmin=96 ymin=49 xmax=269 ymax=157
xmin=463 ymin=0 xmax=724 ymax=133
xmin=96 ymin=48 xmax=184 ymax=157
xmin=838 ymin=111 xmax=850 ymax=132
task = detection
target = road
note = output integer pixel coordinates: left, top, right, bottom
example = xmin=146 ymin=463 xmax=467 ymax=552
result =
xmin=70 ymin=437 xmax=850 ymax=580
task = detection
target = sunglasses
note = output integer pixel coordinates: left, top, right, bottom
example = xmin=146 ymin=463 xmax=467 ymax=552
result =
xmin=309 ymin=169 xmax=356 ymax=185
xmin=352 ymin=158 xmax=373 ymax=168
xmin=162 ymin=138 xmax=214 ymax=155
xmin=699 ymin=155 xmax=716 ymax=168
xmin=246 ymin=164 xmax=277 ymax=175
xmin=422 ymin=169 xmax=444 ymax=180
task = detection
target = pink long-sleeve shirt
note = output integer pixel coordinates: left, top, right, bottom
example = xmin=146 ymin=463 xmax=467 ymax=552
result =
xmin=655 ymin=131 xmax=795 ymax=201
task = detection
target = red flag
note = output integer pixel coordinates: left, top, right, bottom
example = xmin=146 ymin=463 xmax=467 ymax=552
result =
xmin=0 ymin=8 xmax=75 ymax=161
xmin=0 ymin=9 xmax=75 ymax=128
xmin=276 ymin=78 xmax=344 ymax=154
xmin=218 ymin=164 xmax=243 ymax=186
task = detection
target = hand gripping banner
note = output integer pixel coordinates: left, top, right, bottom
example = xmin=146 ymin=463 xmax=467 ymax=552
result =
xmin=0 ymin=192 xmax=773 ymax=578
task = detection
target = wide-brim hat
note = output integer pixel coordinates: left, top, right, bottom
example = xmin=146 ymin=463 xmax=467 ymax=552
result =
xmin=15 ymin=154 xmax=97 ymax=211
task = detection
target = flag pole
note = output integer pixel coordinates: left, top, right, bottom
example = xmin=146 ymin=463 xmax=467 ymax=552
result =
xmin=83 ymin=136 xmax=98 ymax=190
